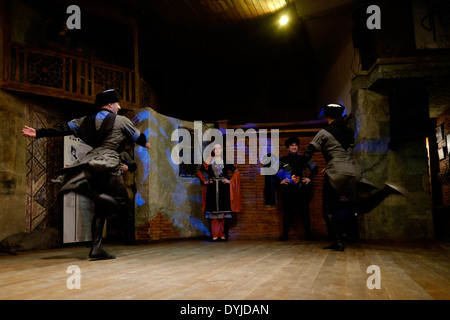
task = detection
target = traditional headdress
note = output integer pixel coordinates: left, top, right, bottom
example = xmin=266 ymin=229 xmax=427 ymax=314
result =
xmin=323 ymin=103 xmax=346 ymax=119
xmin=95 ymin=89 xmax=121 ymax=107
xmin=284 ymin=136 xmax=300 ymax=148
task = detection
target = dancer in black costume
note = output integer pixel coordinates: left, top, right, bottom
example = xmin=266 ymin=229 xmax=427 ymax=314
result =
xmin=22 ymin=89 xmax=150 ymax=259
xmin=303 ymin=103 xmax=407 ymax=251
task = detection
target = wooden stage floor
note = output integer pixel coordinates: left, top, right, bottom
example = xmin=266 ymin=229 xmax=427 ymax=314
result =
xmin=1 ymin=239 xmax=450 ymax=300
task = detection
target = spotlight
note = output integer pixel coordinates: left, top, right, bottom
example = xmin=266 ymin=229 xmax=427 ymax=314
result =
xmin=280 ymin=16 xmax=288 ymax=25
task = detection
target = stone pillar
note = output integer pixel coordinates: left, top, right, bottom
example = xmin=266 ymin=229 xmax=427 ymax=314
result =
xmin=351 ymin=77 xmax=433 ymax=240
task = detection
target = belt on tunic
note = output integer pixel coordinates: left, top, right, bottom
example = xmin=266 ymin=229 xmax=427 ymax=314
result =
xmin=210 ymin=177 xmax=227 ymax=213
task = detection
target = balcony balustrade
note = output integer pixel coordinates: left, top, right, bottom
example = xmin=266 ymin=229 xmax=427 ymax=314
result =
xmin=1 ymin=42 xmax=152 ymax=110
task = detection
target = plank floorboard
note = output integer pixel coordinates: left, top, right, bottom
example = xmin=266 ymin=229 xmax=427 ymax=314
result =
xmin=1 ymin=239 xmax=449 ymax=300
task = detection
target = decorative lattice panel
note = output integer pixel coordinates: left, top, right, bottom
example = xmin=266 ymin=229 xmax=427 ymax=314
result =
xmin=25 ymin=112 xmax=63 ymax=232
xmin=27 ymin=52 xmax=64 ymax=89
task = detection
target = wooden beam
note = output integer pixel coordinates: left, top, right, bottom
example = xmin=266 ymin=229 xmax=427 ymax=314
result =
xmin=133 ymin=20 xmax=140 ymax=108
xmin=225 ymin=119 xmax=327 ymax=129
xmin=232 ymin=0 xmax=248 ymax=20
xmin=0 ymin=0 xmax=4 ymax=82
xmin=0 ymin=0 xmax=11 ymax=82
xmin=0 ymin=81 xmax=94 ymax=104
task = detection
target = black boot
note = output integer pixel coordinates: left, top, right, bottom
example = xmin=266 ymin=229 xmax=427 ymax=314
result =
xmin=124 ymin=219 xmax=138 ymax=246
xmin=277 ymin=235 xmax=288 ymax=241
xmin=89 ymin=216 xmax=115 ymax=259
xmin=323 ymin=242 xmax=344 ymax=251
xmin=323 ymin=212 xmax=344 ymax=251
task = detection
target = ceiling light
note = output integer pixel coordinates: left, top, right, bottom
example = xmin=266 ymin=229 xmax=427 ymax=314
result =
xmin=280 ymin=16 xmax=288 ymax=25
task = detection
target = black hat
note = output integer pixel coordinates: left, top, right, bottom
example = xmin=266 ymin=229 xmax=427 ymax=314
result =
xmin=284 ymin=136 xmax=300 ymax=148
xmin=323 ymin=103 xmax=345 ymax=119
xmin=95 ymin=89 xmax=121 ymax=107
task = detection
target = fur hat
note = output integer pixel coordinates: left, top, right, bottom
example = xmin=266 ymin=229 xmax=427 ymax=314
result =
xmin=284 ymin=136 xmax=300 ymax=148
xmin=323 ymin=103 xmax=345 ymax=119
xmin=95 ymin=89 xmax=121 ymax=107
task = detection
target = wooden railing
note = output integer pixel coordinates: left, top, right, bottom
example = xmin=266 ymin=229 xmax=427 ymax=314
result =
xmin=1 ymin=42 xmax=152 ymax=109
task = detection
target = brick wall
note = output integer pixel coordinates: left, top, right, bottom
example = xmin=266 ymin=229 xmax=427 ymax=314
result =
xmin=435 ymin=106 xmax=450 ymax=241
xmin=133 ymin=132 xmax=330 ymax=242
xmin=227 ymin=135 xmax=328 ymax=240
xmin=437 ymin=107 xmax=450 ymax=207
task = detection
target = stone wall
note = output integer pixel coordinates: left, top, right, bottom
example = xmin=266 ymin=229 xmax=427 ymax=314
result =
xmin=0 ymin=90 xmax=64 ymax=242
xmin=0 ymin=90 xmax=28 ymax=240
xmin=351 ymin=74 xmax=434 ymax=240
xmin=133 ymin=108 xmax=213 ymax=241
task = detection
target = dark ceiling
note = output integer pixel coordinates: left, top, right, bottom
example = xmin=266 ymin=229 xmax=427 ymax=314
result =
xmin=133 ymin=0 xmax=361 ymax=124
xmin=131 ymin=1 xmax=307 ymax=124
xmin=53 ymin=0 xmax=361 ymax=124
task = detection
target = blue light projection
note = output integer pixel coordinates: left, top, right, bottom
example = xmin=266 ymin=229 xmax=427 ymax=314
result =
xmin=172 ymin=211 xmax=210 ymax=236
xmin=351 ymin=113 xmax=390 ymax=154
xmin=166 ymin=147 xmax=178 ymax=173
xmin=135 ymin=145 xmax=149 ymax=182
xmin=132 ymin=111 xmax=151 ymax=209
xmin=133 ymin=108 xmax=210 ymax=238
xmin=168 ymin=117 xmax=181 ymax=129
xmin=149 ymin=113 xmax=158 ymax=126
xmin=276 ymin=167 xmax=292 ymax=181
xmin=147 ymin=128 xmax=158 ymax=137
xmin=172 ymin=180 xmax=189 ymax=207
xmin=136 ymin=110 xmax=159 ymax=127
xmin=135 ymin=190 xmax=145 ymax=207
xmin=159 ymin=126 xmax=168 ymax=139
xmin=188 ymin=194 xmax=202 ymax=205
xmin=135 ymin=110 xmax=149 ymax=123
xmin=353 ymin=137 xmax=390 ymax=154
xmin=189 ymin=215 xmax=211 ymax=236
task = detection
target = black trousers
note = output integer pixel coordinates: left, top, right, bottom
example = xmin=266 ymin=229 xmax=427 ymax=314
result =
xmin=89 ymin=172 xmax=136 ymax=242
xmin=322 ymin=174 xmax=344 ymax=243
xmin=89 ymin=173 xmax=129 ymax=219
xmin=322 ymin=174 xmax=391 ymax=243
xmin=281 ymin=185 xmax=312 ymax=240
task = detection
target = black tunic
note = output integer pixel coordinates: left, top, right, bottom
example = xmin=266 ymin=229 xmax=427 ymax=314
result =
xmin=198 ymin=161 xmax=237 ymax=219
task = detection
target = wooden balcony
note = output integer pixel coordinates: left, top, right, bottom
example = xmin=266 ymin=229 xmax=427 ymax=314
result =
xmin=0 ymin=42 xmax=152 ymax=110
